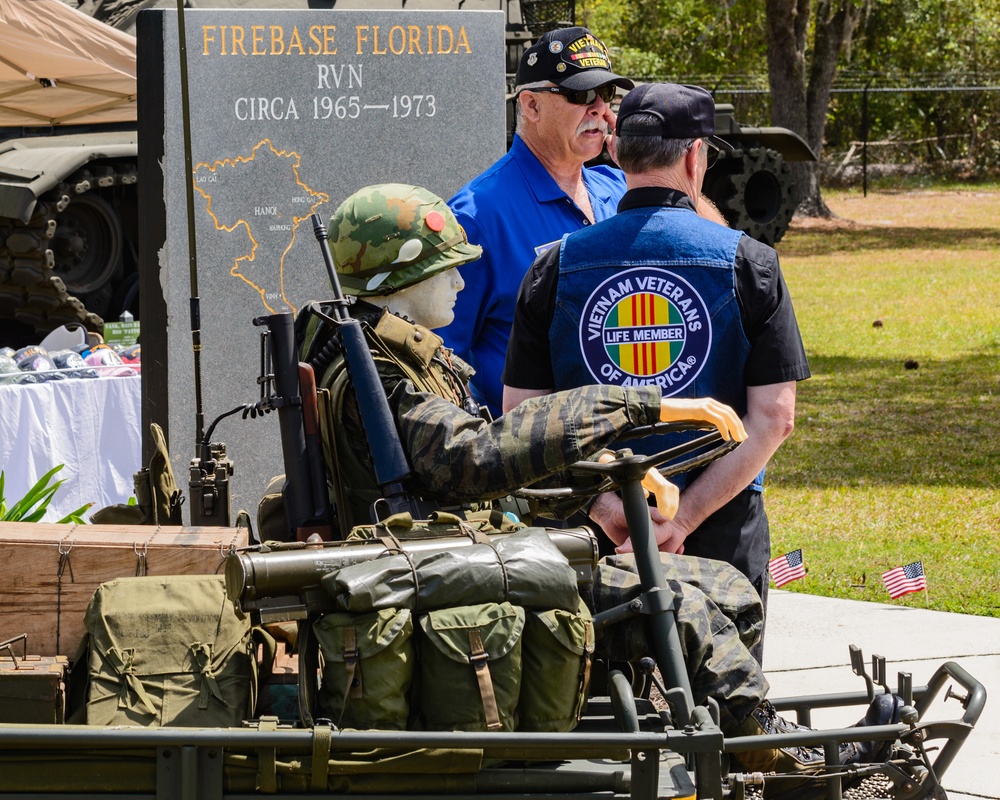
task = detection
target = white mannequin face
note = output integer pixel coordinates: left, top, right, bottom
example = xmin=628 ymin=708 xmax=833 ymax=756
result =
xmin=377 ymin=266 xmax=466 ymax=330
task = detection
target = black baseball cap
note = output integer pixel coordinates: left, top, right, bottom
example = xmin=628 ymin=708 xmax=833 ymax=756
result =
xmin=515 ymin=27 xmax=633 ymax=92
xmin=616 ymin=83 xmax=733 ymax=151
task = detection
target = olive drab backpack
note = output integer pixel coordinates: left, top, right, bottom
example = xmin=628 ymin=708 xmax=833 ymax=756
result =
xmin=418 ymin=602 xmax=524 ymax=731
xmin=299 ymin=303 xmax=476 ymax=532
xmin=72 ymin=574 xmax=262 ymax=727
xmin=312 ymin=607 xmax=414 ymax=731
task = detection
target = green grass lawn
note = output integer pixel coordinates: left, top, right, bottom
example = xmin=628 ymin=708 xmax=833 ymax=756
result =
xmin=766 ymin=189 xmax=1000 ymax=617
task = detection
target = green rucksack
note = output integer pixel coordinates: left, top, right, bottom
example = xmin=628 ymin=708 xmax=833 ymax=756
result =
xmin=312 ymin=608 xmax=414 ymax=730
xmin=417 ymin=602 xmax=524 ymax=732
xmin=519 ymin=599 xmax=594 ymax=732
xmin=78 ymin=574 xmax=256 ymax=727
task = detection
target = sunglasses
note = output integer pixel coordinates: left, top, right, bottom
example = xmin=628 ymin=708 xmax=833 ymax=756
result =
xmin=706 ymin=143 xmax=719 ymax=169
xmin=530 ymin=85 xmax=618 ymax=106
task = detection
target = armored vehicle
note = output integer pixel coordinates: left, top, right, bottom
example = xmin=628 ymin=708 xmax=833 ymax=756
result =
xmin=0 ymin=0 xmax=811 ymax=349
xmin=0 ymin=0 xmax=139 ymax=347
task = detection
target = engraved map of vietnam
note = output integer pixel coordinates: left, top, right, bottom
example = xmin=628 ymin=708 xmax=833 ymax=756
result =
xmin=193 ymin=139 xmax=329 ymax=314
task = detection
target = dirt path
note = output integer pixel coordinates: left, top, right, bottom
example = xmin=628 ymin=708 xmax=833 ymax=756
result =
xmin=788 ymin=188 xmax=1000 ymax=232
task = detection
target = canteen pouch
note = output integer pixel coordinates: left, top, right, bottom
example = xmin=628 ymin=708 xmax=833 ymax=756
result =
xmin=312 ymin=608 xmax=414 ymax=730
xmin=418 ymin=602 xmax=523 ymax=732
xmin=518 ymin=598 xmax=594 ymax=732
xmin=91 ymin=422 xmax=183 ymax=526
xmin=82 ymin=574 xmax=255 ymax=726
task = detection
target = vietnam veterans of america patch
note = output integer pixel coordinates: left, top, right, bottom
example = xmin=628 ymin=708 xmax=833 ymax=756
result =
xmin=579 ymin=267 xmax=712 ymax=394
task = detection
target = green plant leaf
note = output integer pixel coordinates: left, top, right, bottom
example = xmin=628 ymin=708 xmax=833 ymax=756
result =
xmin=56 ymin=503 xmax=94 ymax=525
xmin=6 ymin=478 xmax=62 ymax=521
xmin=0 ymin=465 xmax=91 ymax=524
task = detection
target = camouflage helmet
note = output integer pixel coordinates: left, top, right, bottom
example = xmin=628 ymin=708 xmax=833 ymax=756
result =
xmin=330 ymin=184 xmax=482 ymax=296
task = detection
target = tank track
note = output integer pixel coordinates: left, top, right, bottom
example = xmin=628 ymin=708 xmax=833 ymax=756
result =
xmin=0 ymin=160 xmax=138 ymax=342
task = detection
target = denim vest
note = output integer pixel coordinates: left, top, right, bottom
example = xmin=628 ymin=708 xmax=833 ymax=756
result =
xmin=551 ymin=205 xmax=763 ymax=492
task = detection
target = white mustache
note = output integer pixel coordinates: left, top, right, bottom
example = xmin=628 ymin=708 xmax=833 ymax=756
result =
xmin=576 ymin=119 xmax=607 ymax=136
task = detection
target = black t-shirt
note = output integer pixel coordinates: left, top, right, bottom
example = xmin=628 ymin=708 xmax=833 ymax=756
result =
xmin=503 ymin=186 xmax=811 ymax=390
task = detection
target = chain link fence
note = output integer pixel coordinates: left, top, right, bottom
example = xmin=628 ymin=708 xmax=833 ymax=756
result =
xmin=645 ymin=76 xmax=1000 ymax=191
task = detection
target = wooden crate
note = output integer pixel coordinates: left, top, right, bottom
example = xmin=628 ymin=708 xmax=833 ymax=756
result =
xmin=0 ymin=523 xmax=248 ymax=659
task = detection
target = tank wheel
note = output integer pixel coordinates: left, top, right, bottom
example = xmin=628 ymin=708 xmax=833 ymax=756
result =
xmin=702 ymin=146 xmax=796 ymax=246
xmin=50 ymin=191 xmax=123 ymax=296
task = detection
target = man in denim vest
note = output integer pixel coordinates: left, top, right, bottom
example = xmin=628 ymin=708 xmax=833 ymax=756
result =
xmin=502 ymin=83 xmax=812 ymax=663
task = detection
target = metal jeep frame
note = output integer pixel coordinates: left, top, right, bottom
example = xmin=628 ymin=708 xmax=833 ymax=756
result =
xmin=0 ymin=428 xmax=986 ymax=799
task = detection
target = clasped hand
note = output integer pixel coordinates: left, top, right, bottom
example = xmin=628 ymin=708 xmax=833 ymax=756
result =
xmin=590 ymin=397 xmax=747 ymax=554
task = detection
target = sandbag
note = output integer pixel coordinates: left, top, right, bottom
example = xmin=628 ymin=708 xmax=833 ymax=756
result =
xmin=312 ymin=607 xmax=413 ymax=730
xmin=518 ymin=598 xmax=594 ymax=732
xmin=82 ymin=574 xmax=255 ymax=726
xmin=418 ymin=602 xmax=523 ymax=732
xmin=324 ymin=529 xmax=579 ymax=613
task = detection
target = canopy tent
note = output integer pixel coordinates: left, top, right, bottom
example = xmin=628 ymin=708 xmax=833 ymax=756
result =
xmin=0 ymin=0 xmax=136 ymax=126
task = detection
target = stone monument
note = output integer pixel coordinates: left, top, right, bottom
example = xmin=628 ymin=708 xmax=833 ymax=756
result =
xmin=137 ymin=7 xmax=506 ymax=524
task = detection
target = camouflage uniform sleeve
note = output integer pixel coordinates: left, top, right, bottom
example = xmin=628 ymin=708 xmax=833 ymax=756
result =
xmin=387 ymin=381 xmax=662 ymax=502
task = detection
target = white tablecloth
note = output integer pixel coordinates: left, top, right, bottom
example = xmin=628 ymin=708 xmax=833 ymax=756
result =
xmin=0 ymin=375 xmax=142 ymax=522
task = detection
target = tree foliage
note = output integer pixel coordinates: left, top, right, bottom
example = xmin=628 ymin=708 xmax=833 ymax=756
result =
xmin=578 ymin=0 xmax=1000 ymax=190
xmin=832 ymin=0 xmax=1000 ymax=172
xmin=581 ymin=0 xmax=767 ymax=79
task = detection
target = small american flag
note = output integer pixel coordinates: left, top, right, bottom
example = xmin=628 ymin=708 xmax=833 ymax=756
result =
xmin=769 ymin=549 xmax=806 ymax=587
xmin=882 ymin=561 xmax=927 ymax=599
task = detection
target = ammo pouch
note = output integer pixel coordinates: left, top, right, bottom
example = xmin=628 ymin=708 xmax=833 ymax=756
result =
xmin=519 ymin=599 xmax=594 ymax=732
xmin=80 ymin=575 xmax=255 ymax=726
xmin=312 ymin=608 xmax=414 ymax=730
xmin=418 ymin=602 xmax=523 ymax=732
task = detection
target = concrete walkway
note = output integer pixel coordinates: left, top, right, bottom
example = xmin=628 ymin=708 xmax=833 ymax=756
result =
xmin=765 ymin=590 xmax=999 ymax=798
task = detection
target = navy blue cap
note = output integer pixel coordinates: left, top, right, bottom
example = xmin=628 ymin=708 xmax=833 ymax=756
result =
xmin=616 ymin=83 xmax=733 ymax=151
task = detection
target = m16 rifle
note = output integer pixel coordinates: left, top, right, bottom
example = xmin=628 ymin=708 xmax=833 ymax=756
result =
xmin=249 ymin=211 xmax=441 ymax=541
xmin=299 ymin=212 xmax=431 ymax=523
xmin=252 ymin=311 xmax=335 ymax=541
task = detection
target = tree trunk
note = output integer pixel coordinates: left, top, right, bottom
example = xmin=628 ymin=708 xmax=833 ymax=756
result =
xmin=767 ymin=0 xmax=863 ymax=218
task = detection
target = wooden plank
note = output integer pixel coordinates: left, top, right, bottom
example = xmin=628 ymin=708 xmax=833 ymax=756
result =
xmin=0 ymin=522 xmax=248 ymax=658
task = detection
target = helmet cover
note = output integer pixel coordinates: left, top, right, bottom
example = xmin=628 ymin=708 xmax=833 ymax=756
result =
xmin=330 ymin=183 xmax=481 ymax=296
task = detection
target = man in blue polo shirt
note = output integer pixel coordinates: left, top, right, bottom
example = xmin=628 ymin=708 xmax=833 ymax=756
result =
xmin=438 ymin=27 xmax=632 ymax=420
